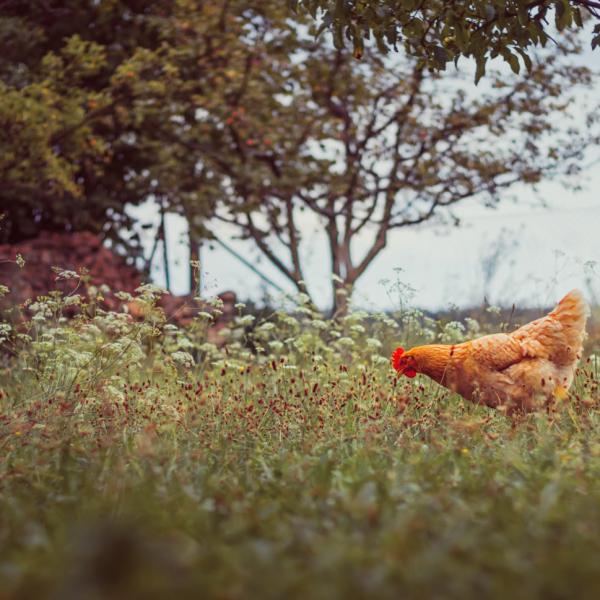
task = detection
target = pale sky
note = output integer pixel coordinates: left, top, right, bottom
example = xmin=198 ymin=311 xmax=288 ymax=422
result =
xmin=130 ymin=41 xmax=600 ymax=313
xmin=133 ymin=164 xmax=600 ymax=312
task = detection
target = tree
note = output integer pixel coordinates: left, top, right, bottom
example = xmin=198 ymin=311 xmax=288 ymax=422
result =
xmin=0 ymin=1 xmax=173 ymax=259
xmin=0 ymin=1 xmax=225 ymax=263
xmin=291 ymin=0 xmax=600 ymax=82
xmin=0 ymin=1 xmax=296 ymax=282
xmin=1 ymin=1 xmax=598 ymax=312
xmin=189 ymin=29 xmax=598 ymax=315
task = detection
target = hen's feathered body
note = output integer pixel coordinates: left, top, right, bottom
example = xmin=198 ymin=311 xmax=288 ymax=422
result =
xmin=392 ymin=290 xmax=589 ymax=411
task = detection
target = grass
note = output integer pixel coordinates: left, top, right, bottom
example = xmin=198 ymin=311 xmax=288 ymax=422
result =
xmin=1 ymin=281 xmax=600 ymax=599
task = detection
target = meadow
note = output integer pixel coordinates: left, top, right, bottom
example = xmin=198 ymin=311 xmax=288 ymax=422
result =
xmin=1 ymin=279 xmax=600 ymax=599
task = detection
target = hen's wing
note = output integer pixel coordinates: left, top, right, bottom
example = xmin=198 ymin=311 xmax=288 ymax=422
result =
xmin=469 ymin=333 xmax=524 ymax=371
xmin=511 ymin=289 xmax=589 ymax=365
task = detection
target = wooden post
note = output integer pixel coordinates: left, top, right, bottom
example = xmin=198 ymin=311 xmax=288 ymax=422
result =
xmin=189 ymin=228 xmax=201 ymax=296
xmin=159 ymin=200 xmax=170 ymax=291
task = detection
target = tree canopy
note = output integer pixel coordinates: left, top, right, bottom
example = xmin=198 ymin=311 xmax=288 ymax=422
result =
xmin=0 ymin=1 xmax=225 ymax=253
xmin=197 ymin=27 xmax=598 ymax=313
xmin=292 ymin=1 xmax=600 ymax=81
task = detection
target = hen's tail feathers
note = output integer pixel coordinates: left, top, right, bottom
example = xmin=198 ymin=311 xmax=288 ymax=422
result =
xmin=550 ymin=289 xmax=590 ymax=350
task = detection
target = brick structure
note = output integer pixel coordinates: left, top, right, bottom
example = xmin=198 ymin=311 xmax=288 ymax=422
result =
xmin=0 ymin=231 xmax=143 ymax=311
xmin=0 ymin=231 xmax=237 ymax=342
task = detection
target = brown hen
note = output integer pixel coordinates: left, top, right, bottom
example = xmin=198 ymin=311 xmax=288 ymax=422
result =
xmin=392 ymin=290 xmax=589 ymax=412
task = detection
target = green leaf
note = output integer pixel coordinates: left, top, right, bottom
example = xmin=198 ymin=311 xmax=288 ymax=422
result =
xmin=454 ymin=23 xmax=468 ymax=52
xmin=554 ymin=1 xmax=572 ymax=31
xmin=500 ymin=48 xmax=520 ymax=74
xmin=515 ymin=47 xmax=532 ymax=72
xmin=517 ymin=4 xmax=529 ymax=26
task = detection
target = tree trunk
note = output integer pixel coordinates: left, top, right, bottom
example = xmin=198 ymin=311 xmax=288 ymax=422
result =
xmin=330 ymin=281 xmax=352 ymax=319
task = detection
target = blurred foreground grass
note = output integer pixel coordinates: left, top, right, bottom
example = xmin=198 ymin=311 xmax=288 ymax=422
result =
xmin=1 ymin=282 xmax=600 ymax=599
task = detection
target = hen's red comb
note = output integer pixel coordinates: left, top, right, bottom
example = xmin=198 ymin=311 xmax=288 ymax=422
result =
xmin=391 ymin=347 xmax=405 ymax=371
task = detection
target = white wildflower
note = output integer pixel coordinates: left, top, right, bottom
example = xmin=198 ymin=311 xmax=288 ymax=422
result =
xmin=297 ymin=293 xmax=311 ymax=305
xmin=465 ymin=317 xmax=480 ymax=336
xmin=344 ymin=311 xmax=368 ymax=323
xmin=350 ymin=324 xmax=366 ymax=335
xmin=66 ymin=349 xmax=94 ymax=368
xmin=268 ymin=340 xmax=284 ymax=352
xmin=372 ymin=355 xmax=391 ymax=366
xmin=199 ymin=342 xmax=218 ymax=354
xmin=135 ymin=283 xmax=167 ymax=298
xmin=278 ymin=314 xmax=298 ymax=327
xmin=439 ymin=321 xmax=466 ymax=344
xmin=54 ymin=269 xmax=79 ymax=281
xmin=366 ymin=338 xmax=382 ymax=350
xmin=171 ymin=351 xmax=195 ymax=368
xmin=176 ymin=337 xmax=194 ymax=350
xmin=64 ymin=294 xmax=82 ymax=306
xmin=206 ymin=296 xmax=224 ymax=309
xmin=0 ymin=323 xmax=11 ymax=343
xmin=236 ymin=315 xmax=255 ymax=327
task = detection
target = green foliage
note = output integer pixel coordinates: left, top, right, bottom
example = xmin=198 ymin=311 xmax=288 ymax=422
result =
xmin=0 ymin=1 xmax=205 ymax=247
xmin=292 ymin=0 xmax=600 ymax=81
xmin=1 ymin=274 xmax=600 ymax=597
xmin=0 ymin=1 xmax=302 ymax=253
